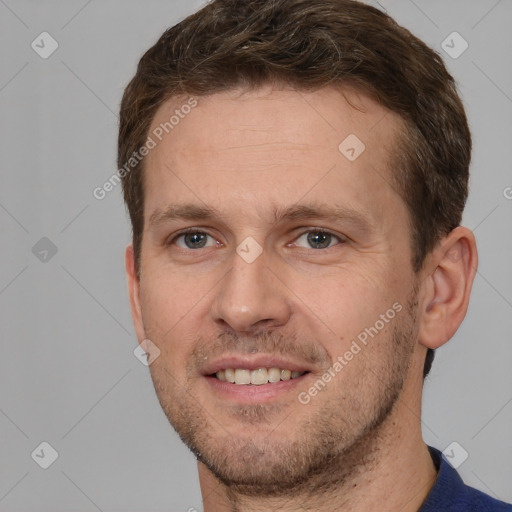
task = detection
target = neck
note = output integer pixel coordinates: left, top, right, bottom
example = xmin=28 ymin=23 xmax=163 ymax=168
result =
xmin=199 ymin=369 xmax=437 ymax=511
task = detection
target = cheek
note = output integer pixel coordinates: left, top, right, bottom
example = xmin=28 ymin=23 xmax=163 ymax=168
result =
xmin=289 ymin=265 xmax=400 ymax=349
xmin=139 ymin=273 xmax=204 ymax=360
xmin=141 ymin=267 xmax=202 ymax=321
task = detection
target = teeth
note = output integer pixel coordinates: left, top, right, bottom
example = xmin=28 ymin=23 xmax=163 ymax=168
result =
xmin=234 ymin=369 xmax=251 ymax=385
xmin=215 ymin=367 xmax=306 ymax=385
xmin=268 ymin=367 xmax=281 ymax=383
xmin=251 ymin=368 xmax=268 ymax=385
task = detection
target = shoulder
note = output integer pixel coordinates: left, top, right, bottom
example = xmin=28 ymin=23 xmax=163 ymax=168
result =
xmin=419 ymin=446 xmax=512 ymax=512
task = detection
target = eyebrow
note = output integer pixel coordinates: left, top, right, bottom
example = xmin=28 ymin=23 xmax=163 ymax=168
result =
xmin=148 ymin=202 xmax=374 ymax=233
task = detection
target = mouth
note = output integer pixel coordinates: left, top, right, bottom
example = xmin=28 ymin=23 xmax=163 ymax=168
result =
xmin=200 ymin=355 xmax=313 ymax=404
xmin=211 ymin=367 xmax=308 ymax=385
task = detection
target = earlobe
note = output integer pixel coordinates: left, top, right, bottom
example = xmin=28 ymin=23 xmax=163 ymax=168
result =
xmin=418 ymin=227 xmax=478 ymax=350
xmin=125 ymin=244 xmax=146 ymax=343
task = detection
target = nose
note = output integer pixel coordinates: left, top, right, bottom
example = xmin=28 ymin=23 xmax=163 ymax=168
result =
xmin=210 ymin=244 xmax=292 ymax=335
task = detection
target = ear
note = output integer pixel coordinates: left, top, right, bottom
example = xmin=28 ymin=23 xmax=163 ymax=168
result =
xmin=125 ymin=244 xmax=146 ymax=344
xmin=418 ymin=226 xmax=478 ymax=350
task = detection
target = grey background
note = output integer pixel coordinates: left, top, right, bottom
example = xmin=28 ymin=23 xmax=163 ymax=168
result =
xmin=0 ymin=0 xmax=511 ymax=510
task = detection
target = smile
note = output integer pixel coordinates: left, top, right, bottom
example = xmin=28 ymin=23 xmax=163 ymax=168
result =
xmin=214 ymin=368 xmax=307 ymax=385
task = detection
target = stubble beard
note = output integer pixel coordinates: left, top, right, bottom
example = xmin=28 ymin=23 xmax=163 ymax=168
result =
xmin=147 ymin=298 xmax=418 ymax=499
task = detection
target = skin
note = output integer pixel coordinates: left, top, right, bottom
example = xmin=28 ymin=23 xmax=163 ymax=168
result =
xmin=125 ymin=85 xmax=478 ymax=511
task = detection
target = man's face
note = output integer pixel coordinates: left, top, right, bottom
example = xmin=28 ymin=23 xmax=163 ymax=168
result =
xmin=128 ymin=85 xmax=424 ymax=493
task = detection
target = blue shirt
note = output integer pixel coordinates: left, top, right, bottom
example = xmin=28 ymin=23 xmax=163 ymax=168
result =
xmin=419 ymin=446 xmax=512 ymax=511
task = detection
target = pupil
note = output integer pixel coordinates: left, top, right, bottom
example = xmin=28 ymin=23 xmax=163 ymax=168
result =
xmin=308 ymin=231 xmax=331 ymax=249
xmin=185 ymin=232 xmax=207 ymax=248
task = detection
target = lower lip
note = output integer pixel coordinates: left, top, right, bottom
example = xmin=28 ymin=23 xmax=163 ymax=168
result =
xmin=204 ymin=374 xmax=309 ymax=404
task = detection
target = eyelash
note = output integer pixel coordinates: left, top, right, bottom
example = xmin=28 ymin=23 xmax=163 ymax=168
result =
xmin=165 ymin=228 xmax=345 ymax=250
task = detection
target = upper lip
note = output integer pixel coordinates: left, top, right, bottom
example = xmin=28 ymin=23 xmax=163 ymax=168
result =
xmin=200 ymin=354 xmax=313 ymax=376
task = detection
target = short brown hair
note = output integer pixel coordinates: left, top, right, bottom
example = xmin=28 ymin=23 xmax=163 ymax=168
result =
xmin=118 ymin=0 xmax=472 ymax=377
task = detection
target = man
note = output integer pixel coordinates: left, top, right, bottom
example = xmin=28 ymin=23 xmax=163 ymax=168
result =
xmin=119 ymin=0 xmax=511 ymax=510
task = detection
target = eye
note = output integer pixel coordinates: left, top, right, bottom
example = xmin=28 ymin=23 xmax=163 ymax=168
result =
xmin=293 ymin=229 xmax=343 ymax=250
xmin=169 ymin=230 xmax=218 ymax=250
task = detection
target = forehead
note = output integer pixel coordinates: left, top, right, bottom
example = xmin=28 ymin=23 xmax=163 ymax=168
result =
xmin=143 ymin=85 xmax=406 ymax=227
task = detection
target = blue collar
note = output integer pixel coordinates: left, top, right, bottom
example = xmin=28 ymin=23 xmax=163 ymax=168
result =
xmin=419 ymin=445 xmax=511 ymax=511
